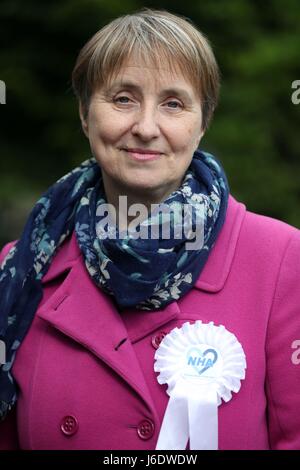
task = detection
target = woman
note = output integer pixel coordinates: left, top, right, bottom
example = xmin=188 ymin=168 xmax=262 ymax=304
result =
xmin=0 ymin=8 xmax=300 ymax=450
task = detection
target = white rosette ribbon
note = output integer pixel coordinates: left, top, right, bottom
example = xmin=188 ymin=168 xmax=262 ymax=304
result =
xmin=154 ymin=320 xmax=246 ymax=450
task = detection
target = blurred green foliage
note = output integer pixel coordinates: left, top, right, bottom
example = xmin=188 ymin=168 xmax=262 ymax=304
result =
xmin=0 ymin=0 xmax=300 ymax=246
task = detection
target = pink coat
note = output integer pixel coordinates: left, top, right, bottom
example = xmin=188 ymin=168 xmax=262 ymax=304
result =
xmin=1 ymin=194 xmax=300 ymax=450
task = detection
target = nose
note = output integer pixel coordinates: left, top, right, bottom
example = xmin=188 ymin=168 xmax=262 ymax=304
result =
xmin=131 ymin=103 xmax=160 ymax=141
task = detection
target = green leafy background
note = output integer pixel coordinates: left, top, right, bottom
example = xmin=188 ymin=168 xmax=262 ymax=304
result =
xmin=0 ymin=0 xmax=299 ymax=246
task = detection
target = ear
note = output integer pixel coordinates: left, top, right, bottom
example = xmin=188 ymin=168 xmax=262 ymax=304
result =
xmin=199 ymin=128 xmax=205 ymax=140
xmin=79 ymin=102 xmax=89 ymax=138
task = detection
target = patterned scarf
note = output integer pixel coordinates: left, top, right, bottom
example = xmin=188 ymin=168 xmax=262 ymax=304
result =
xmin=0 ymin=149 xmax=229 ymax=420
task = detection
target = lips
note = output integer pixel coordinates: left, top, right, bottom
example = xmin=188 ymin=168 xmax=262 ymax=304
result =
xmin=125 ymin=148 xmax=162 ymax=155
xmin=122 ymin=148 xmax=163 ymax=161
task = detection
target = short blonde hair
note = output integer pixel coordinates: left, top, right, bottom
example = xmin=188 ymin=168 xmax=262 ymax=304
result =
xmin=72 ymin=8 xmax=220 ymax=132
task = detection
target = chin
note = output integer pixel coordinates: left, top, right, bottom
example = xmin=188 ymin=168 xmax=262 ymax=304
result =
xmin=130 ymin=181 xmax=160 ymax=192
xmin=126 ymin=173 xmax=160 ymax=188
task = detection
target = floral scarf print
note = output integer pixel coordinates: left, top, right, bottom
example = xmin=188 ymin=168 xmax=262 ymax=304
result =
xmin=0 ymin=149 xmax=229 ymax=420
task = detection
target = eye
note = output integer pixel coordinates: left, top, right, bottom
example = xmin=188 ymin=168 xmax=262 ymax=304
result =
xmin=165 ymin=100 xmax=183 ymax=110
xmin=113 ymin=95 xmax=131 ymax=104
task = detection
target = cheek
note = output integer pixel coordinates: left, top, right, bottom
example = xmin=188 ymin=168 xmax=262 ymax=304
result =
xmin=170 ymin=126 xmax=200 ymax=152
xmin=88 ymin=110 xmax=127 ymax=144
xmin=167 ymin=116 xmax=201 ymax=148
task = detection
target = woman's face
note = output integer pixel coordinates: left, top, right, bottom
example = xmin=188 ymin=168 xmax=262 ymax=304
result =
xmin=80 ymin=57 xmax=204 ymax=205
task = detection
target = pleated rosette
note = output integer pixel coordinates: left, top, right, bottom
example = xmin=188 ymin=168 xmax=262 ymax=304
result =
xmin=154 ymin=320 xmax=246 ymax=450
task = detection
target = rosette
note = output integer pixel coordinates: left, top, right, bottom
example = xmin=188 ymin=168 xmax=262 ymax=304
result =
xmin=154 ymin=320 xmax=246 ymax=450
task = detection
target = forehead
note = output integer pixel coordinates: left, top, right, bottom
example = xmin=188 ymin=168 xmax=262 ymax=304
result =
xmin=105 ymin=54 xmax=198 ymax=95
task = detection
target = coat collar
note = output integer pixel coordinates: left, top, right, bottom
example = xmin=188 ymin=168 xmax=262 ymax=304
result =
xmin=42 ymin=194 xmax=246 ymax=293
xmin=194 ymin=194 xmax=245 ymax=291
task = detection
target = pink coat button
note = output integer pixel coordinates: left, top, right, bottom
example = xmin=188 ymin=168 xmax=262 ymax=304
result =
xmin=137 ymin=419 xmax=155 ymax=440
xmin=60 ymin=415 xmax=79 ymax=436
xmin=151 ymin=332 xmax=166 ymax=349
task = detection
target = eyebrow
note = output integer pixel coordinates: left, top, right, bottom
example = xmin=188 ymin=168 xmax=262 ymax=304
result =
xmin=106 ymin=80 xmax=194 ymax=102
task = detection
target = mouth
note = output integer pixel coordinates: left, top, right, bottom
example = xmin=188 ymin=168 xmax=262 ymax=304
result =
xmin=121 ymin=148 xmax=163 ymax=162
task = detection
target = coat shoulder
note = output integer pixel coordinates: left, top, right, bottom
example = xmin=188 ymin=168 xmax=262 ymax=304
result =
xmin=229 ymin=194 xmax=300 ymax=255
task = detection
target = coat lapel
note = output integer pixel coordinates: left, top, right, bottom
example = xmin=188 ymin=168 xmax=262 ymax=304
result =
xmin=38 ymin=250 xmax=178 ymax=412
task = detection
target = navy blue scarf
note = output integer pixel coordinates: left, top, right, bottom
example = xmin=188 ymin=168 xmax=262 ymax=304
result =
xmin=0 ymin=150 xmax=229 ymax=420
